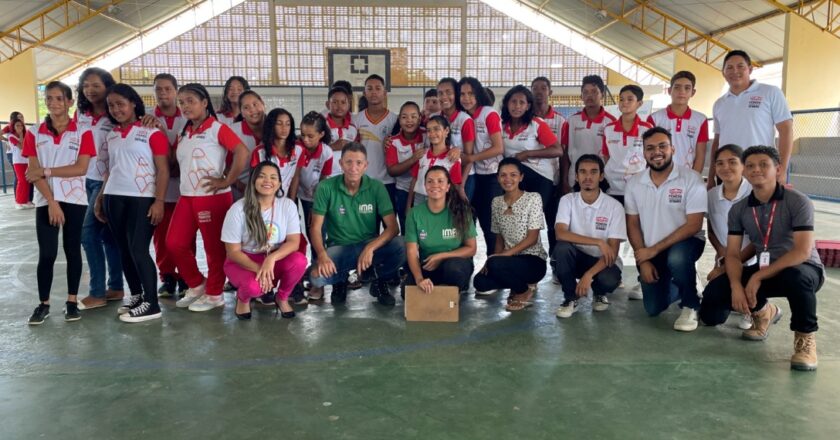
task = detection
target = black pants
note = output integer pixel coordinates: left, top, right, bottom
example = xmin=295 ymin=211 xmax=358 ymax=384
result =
xmin=473 ymin=254 xmax=547 ymax=294
xmin=699 ymin=263 xmax=823 ymax=333
xmin=470 ymin=174 xmax=503 ymax=254
xmin=552 ymin=241 xmax=622 ymax=302
xmin=402 ymin=256 xmax=474 ymax=296
xmin=521 ymin=166 xmax=556 ymax=255
xmin=104 ymin=195 xmax=158 ymax=305
xmin=36 ymin=202 xmax=87 ymax=302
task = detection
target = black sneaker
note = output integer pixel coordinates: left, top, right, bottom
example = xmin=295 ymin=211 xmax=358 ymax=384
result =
xmin=255 ymin=290 xmax=276 ymax=305
xmin=157 ymin=274 xmax=177 ymax=297
xmin=373 ymin=279 xmax=395 ymax=306
xmin=118 ymin=294 xmax=143 ymax=315
xmin=177 ymin=278 xmax=189 ymax=295
xmin=348 ymin=279 xmax=363 ymax=290
xmin=331 ymin=282 xmax=348 ymax=304
xmin=64 ymin=301 xmax=81 ymax=322
xmin=119 ymin=302 xmax=162 ymax=323
xmin=28 ymin=304 xmax=50 ymax=325
xmin=290 ymin=283 xmax=308 ymax=305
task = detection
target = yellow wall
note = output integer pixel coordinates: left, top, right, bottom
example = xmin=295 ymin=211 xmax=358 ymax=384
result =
xmin=783 ymin=13 xmax=840 ymax=111
xmin=672 ymin=51 xmax=726 ymax=116
xmin=606 ymin=68 xmax=638 ymax=88
xmin=0 ymin=50 xmax=39 ymax=123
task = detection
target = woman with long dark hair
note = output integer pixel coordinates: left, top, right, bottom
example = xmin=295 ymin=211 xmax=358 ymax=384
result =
xmin=230 ymin=90 xmax=266 ymax=199
xmin=216 ymin=76 xmax=250 ymax=126
xmin=94 ymin=83 xmax=170 ymax=322
xmin=403 ymin=166 xmax=476 ymax=296
xmin=8 ymin=117 xmax=34 ymax=209
xmin=252 ymin=108 xmax=302 ymax=197
xmin=222 ymin=161 xmax=307 ymax=319
xmin=23 ymin=81 xmax=96 ymax=324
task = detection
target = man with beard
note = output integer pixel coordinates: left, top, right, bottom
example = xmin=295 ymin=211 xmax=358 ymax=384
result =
xmin=625 ymin=127 xmax=707 ymax=332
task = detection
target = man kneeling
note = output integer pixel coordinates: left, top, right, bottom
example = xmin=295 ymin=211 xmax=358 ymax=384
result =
xmin=309 ymin=143 xmax=406 ymax=306
xmin=700 ymin=146 xmax=824 ymax=371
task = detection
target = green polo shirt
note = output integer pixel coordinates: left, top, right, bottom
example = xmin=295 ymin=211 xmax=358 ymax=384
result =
xmin=405 ymin=202 xmax=476 ymax=261
xmin=312 ymin=175 xmax=394 ymax=247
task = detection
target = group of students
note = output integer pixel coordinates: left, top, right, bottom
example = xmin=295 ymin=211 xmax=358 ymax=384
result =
xmin=9 ymin=48 xmax=823 ymax=371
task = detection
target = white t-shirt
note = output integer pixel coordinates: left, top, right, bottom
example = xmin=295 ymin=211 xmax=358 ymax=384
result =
xmin=602 ymin=116 xmax=654 ymax=195
xmin=625 ymin=165 xmax=707 ymax=247
xmin=230 ymin=120 xmax=261 ymax=186
xmin=385 ymin=132 xmax=426 ymax=192
xmin=647 ymin=106 xmax=709 ymax=170
xmin=22 ymin=120 xmax=96 ymax=207
xmin=221 ymin=197 xmax=301 ymax=254
xmin=75 ymin=111 xmax=114 ymax=182
xmin=713 ymin=81 xmax=792 ymax=149
xmin=102 ymin=122 xmax=169 ymax=198
xmin=555 ymin=191 xmax=627 ymax=259
xmin=326 ymin=113 xmax=359 ymax=177
xmin=502 ymin=117 xmax=559 ymax=182
xmin=352 ymin=109 xmax=398 ymax=184
xmin=561 ymin=107 xmax=617 ymax=186
xmin=297 ymin=142 xmax=333 ymax=201
xmin=707 ymin=178 xmax=755 ymax=262
xmin=175 ymin=117 xmax=242 ymax=197
xmin=250 ymin=143 xmax=304 ymax=196
xmin=154 ymin=106 xmax=188 ymax=203
xmin=471 ymin=106 xmax=503 ymax=175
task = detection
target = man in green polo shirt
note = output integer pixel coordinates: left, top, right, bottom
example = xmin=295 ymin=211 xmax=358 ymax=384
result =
xmin=309 ymin=142 xmax=406 ymax=306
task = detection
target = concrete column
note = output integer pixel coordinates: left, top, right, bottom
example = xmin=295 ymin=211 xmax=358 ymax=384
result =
xmin=783 ymin=13 xmax=840 ymax=111
xmin=0 ymin=50 xmax=39 ymax=123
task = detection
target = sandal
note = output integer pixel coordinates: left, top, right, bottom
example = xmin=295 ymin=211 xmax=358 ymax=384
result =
xmin=307 ymin=286 xmax=325 ymax=303
xmin=505 ymin=299 xmax=533 ymax=311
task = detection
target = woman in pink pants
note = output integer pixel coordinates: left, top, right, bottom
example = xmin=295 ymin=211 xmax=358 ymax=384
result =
xmin=221 ymin=161 xmax=307 ymax=319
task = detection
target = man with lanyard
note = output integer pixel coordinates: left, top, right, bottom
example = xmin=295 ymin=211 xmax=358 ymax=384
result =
xmin=700 ymin=146 xmax=823 ymax=371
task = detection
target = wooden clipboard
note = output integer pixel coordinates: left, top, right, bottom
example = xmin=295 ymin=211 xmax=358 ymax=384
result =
xmin=404 ymin=285 xmax=459 ymax=322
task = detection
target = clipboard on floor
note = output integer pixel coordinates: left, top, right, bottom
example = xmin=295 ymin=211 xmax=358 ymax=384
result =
xmin=404 ymin=285 xmax=459 ymax=322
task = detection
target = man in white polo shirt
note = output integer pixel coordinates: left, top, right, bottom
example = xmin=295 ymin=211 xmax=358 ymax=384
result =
xmin=626 ymin=127 xmax=707 ymax=332
xmin=708 ymin=50 xmax=793 ymax=188
xmin=553 ymin=154 xmax=626 ymax=319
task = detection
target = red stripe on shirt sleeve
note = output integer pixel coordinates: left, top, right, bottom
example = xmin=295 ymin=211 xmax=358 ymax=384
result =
xmin=385 ymin=143 xmax=398 ymax=166
xmin=22 ymin=130 xmax=36 ymax=158
xmin=217 ymin=123 xmax=243 ymax=151
xmin=149 ymin=131 xmax=170 ymax=156
xmin=450 ymin=161 xmax=463 ymax=185
xmin=79 ymin=130 xmax=96 ymax=157
xmin=536 ymin=119 xmax=558 ymax=148
xmin=461 ymin=118 xmax=476 ymax=142
xmin=698 ymin=119 xmax=710 ymax=143
xmin=321 ymin=156 xmax=333 ymax=177
xmin=601 ymin=135 xmax=609 ymax=158
xmin=645 ymin=115 xmax=655 ymax=126
xmin=250 ymin=148 xmax=261 ymax=167
xmin=485 ymin=111 xmax=502 ymax=135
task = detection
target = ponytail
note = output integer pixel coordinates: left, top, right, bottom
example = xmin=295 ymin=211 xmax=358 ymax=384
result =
xmin=44 ymin=81 xmax=73 ymax=136
xmin=178 ymin=83 xmax=216 ymax=137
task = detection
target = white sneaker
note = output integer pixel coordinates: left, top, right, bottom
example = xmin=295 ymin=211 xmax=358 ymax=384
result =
xmin=14 ymin=204 xmax=25 ymax=210
xmin=188 ymin=294 xmax=224 ymax=312
xmin=674 ymin=307 xmax=699 ymax=332
xmin=737 ymin=313 xmax=753 ymax=330
xmin=593 ymin=295 xmax=610 ymax=312
xmin=475 ymin=289 xmax=498 ymax=296
xmin=556 ymin=300 xmax=577 ymax=318
xmin=176 ymin=283 xmax=205 ymax=308
xmin=627 ymin=283 xmax=643 ymax=300
xmin=25 ymin=202 xmax=35 ymax=208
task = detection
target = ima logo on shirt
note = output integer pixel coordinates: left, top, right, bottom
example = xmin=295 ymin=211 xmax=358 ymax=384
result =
xmin=338 ymin=205 xmax=346 ymax=215
xmin=419 ymin=229 xmax=428 ymax=240
xmin=749 ymin=96 xmax=763 ymax=109
xmin=358 ymin=203 xmax=374 ymax=214
xmin=442 ymin=228 xmax=458 ymax=239
xmin=595 ymin=216 xmax=608 ymax=231
xmin=668 ymin=188 xmax=683 ymax=203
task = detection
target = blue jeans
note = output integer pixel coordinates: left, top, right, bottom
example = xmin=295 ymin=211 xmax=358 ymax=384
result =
xmin=82 ymin=179 xmax=124 ymax=297
xmin=639 ymin=237 xmax=705 ymax=316
xmin=310 ymin=237 xmax=406 ymax=287
xmin=463 ymin=174 xmax=476 ymax=202
xmin=394 ymin=189 xmax=408 ymax=236
xmin=469 ymin=174 xmax=503 ymax=253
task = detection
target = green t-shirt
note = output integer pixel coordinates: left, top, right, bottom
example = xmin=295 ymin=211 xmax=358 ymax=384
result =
xmin=405 ymin=202 xmax=476 ymax=261
xmin=312 ymin=175 xmax=395 ymax=247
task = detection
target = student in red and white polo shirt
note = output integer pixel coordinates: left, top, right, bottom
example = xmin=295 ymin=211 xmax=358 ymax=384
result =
xmin=560 ymin=75 xmax=617 ymax=192
xmin=23 ymin=82 xmax=96 ymax=325
xmin=602 ymin=85 xmax=654 ymax=203
xmin=168 ymin=83 xmax=249 ymax=313
xmin=75 ymin=67 xmax=124 ymax=309
xmin=386 ymin=101 xmax=427 ymax=234
xmin=325 ymin=86 xmax=360 ymax=176
xmin=95 ymin=84 xmax=170 ymax=323
xmin=251 ymin=108 xmax=302 ymax=197
xmin=141 ymin=73 xmax=189 ymax=297
xmin=352 ymin=74 xmax=398 ymax=200
xmin=458 ymin=76 xmax=503 ymax=253
xmin=709 ymin=50 xmax=793 ymax=188
xmin=531 ymin=77 xmax=567 ymax=139
xmin=408 ymin=115 xmax=463 ymax=209
xmin=7 ymin=119 xmax=33 ymax=208
xmin=435 ymin=77 xmax=475 ymax=197
xmin=295 ymin=111 xmax=334 ymax=258
xmin=647 ymin=71 xmax=709 ymax=173
xmin=230 ymin=90 xmax=266 ymax=200
xmin=216 ymin=76 xmax=250 ymax=127
xmin=501 ymin=85 xmax=563 ymax=254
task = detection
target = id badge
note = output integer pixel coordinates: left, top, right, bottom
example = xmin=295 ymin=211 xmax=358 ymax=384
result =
xmin=759 ymin=251 xmax=770 ymax=269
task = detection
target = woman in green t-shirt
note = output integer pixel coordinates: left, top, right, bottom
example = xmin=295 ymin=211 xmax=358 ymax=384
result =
xmin=403 ymin=166 xmax=477 ymax=296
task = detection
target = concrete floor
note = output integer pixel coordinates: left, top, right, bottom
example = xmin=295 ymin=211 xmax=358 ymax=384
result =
xmin=1 ymin=194 xmax=838 ymax=439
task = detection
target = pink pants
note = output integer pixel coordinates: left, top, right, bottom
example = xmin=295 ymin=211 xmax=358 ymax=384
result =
xmin=223 ymin=251 xmax=307 ymax=302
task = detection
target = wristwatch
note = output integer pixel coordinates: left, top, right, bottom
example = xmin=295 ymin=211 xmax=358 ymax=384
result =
xmin=44 ymin=167 xmax=52 ymax=177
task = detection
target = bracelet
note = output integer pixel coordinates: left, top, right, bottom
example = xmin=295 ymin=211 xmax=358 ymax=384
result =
xmin=44 ymin=167 xmax=52 ymax=177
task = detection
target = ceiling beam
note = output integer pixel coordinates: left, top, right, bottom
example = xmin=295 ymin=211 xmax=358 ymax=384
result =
xmin=69 ymin=0 xmax=141 ymax=32
xmin=764 ymin=0 xmax=840 ymax=39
